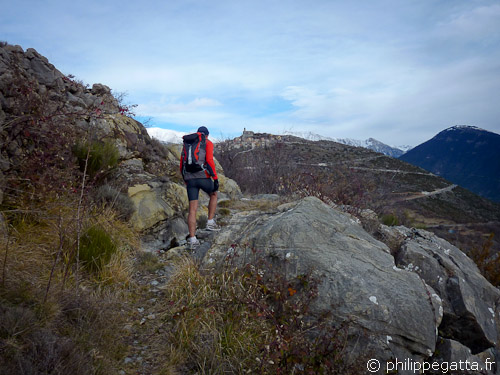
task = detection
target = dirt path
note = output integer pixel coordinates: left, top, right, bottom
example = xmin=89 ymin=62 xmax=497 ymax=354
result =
xmin=392 ymin=184 xmax=458 ymax=202
xmin=118 ymin=229 xmax=216 ymax=375
xmin=119 ymin=257 xmax=172 ymax=375
xmin=349 ymin=166 xmax=435 ymax=177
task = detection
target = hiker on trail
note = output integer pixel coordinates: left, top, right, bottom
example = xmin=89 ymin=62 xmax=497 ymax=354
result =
xmin=180 ymin=126 xmax=220 ymax=249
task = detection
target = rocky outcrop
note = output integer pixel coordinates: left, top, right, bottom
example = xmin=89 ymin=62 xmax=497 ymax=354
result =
xmin=203 ymin=196 xmax=500 ymax=373
xmin=0 ymin=44 xmax=125 ymax=203
xmin=389 ymin=226 xmax=500 ymax=354
xmin=204 ymin=197 xmax=441 ymax=365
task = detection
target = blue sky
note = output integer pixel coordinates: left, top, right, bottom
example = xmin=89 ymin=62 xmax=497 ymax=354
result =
xmin=2 ymin=0 xmax=500 ymax=146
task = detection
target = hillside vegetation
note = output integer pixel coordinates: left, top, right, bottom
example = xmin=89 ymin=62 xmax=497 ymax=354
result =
xmin=0 ymin=43 xmax=147 ymax=373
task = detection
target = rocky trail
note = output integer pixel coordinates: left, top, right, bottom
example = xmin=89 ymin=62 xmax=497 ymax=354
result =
xmin=116 ymin=197 xmax=283 ymax=374
xmin=119 ymin=228 xmax=218 ymax=375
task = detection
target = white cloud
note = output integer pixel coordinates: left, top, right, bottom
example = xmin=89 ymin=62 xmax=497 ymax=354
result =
xmin=136 ymin=96 xmax=222 ymax=123
xmin=163 ymin=98 xmax=221 ymax=113
xmin=438 ymin=4 xmax=500 ymax=41
xmin=3 ymin=0 xmax=500 ymax=146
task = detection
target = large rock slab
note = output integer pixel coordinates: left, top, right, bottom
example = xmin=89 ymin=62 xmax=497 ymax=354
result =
xmin=204 ymin=196 xmax=441 ymax=364
xmin=393 ymin=227 xmax=500 ymax=354
xmin=128 ymin=182 xmax=188 ymax=232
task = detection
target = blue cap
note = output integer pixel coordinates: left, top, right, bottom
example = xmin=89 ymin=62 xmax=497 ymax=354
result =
xmin=197 ymin=126 xmax=209 ymax=135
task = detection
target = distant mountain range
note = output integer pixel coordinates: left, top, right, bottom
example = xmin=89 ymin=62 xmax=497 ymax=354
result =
xmin=146 ymin=127 xmax=411 ymax=157
xmin=399 ymin=125 xmax=500 ymax=202
xmin=282 ymin=131 xmax=411 ymax=157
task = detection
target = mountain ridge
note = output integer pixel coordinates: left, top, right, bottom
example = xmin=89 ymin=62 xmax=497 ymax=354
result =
xmin=400 ymin=125 xmax=500 ymax=202
xmin=282 ymin=130 xmax=412 ymax=157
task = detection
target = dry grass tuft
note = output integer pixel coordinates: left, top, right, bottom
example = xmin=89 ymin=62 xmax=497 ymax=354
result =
xmin=0 ymin=192 xmax=139 ymax=374
xmin=158 ymin=253 xmax=364 ymax=374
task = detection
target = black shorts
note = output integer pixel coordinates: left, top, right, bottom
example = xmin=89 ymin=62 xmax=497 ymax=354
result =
xmin=186 ymin=178 xmax=215 ymax=201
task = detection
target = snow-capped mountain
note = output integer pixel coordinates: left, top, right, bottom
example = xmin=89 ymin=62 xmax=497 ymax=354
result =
xmin=146 ymin=127 xmax=221 ymax=144
xmin=146 ymin=127 xmax=186 ymax=144
xmin=281 ymin=131 xmax=337 ymax=142
xmin=282 ymin=131 xmax=410 ymax=157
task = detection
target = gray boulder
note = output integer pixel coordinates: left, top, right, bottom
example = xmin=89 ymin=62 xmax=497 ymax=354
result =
xmin=433 ymin=338 xmax=494 ymax=374
xmin=393 ymin=227 xmax=500 ymax=354
xmin=204 ymin=196 xmax=441 ymax=365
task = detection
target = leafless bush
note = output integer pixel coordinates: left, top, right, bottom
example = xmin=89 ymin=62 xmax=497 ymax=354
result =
xmin=94 ymin=184 xmax=135 ymax=220
xmin=215 ymin=141 xmax=375 ymax=209
xmin=0 ymin=288 xmax=126 ymax=375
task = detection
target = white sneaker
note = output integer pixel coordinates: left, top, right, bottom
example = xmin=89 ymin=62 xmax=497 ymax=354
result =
xmin=206 ymin=219 xmax=221 ymax=231
xmin=188 ymin=236 xmax=200 ymax=249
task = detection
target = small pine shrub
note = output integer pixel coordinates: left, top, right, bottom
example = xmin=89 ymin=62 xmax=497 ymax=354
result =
xmin=79 ymin=225 xmax=117 ymax=274
xmin=218 ymin=208 xmax=231 ymax=217
xmin=73 ymin=140 xmax=119 ymax=178
xmin=381 ymin=213 xmax=399 ymax=226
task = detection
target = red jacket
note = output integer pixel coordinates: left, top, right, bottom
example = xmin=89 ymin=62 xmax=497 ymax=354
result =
xmin=180 ymin=133 xmax=218 ymax=180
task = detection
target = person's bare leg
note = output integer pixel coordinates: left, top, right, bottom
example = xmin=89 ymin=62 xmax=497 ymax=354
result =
xmin=208 ymin=192 xmax=218 ymax=220
xmin=188 ymin=200 xmax=198 ymax=237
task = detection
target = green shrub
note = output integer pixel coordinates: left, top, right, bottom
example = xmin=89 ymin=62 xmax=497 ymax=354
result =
xmin=381 ymin=213 xmax=399 ymax=226
xmin=79 ymin=225 xmax=117 ymax=274
xmin=218 ymin=208 xmax=231 ymax=217
xmin=73 ymin=140 xmax=119 ymax=178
